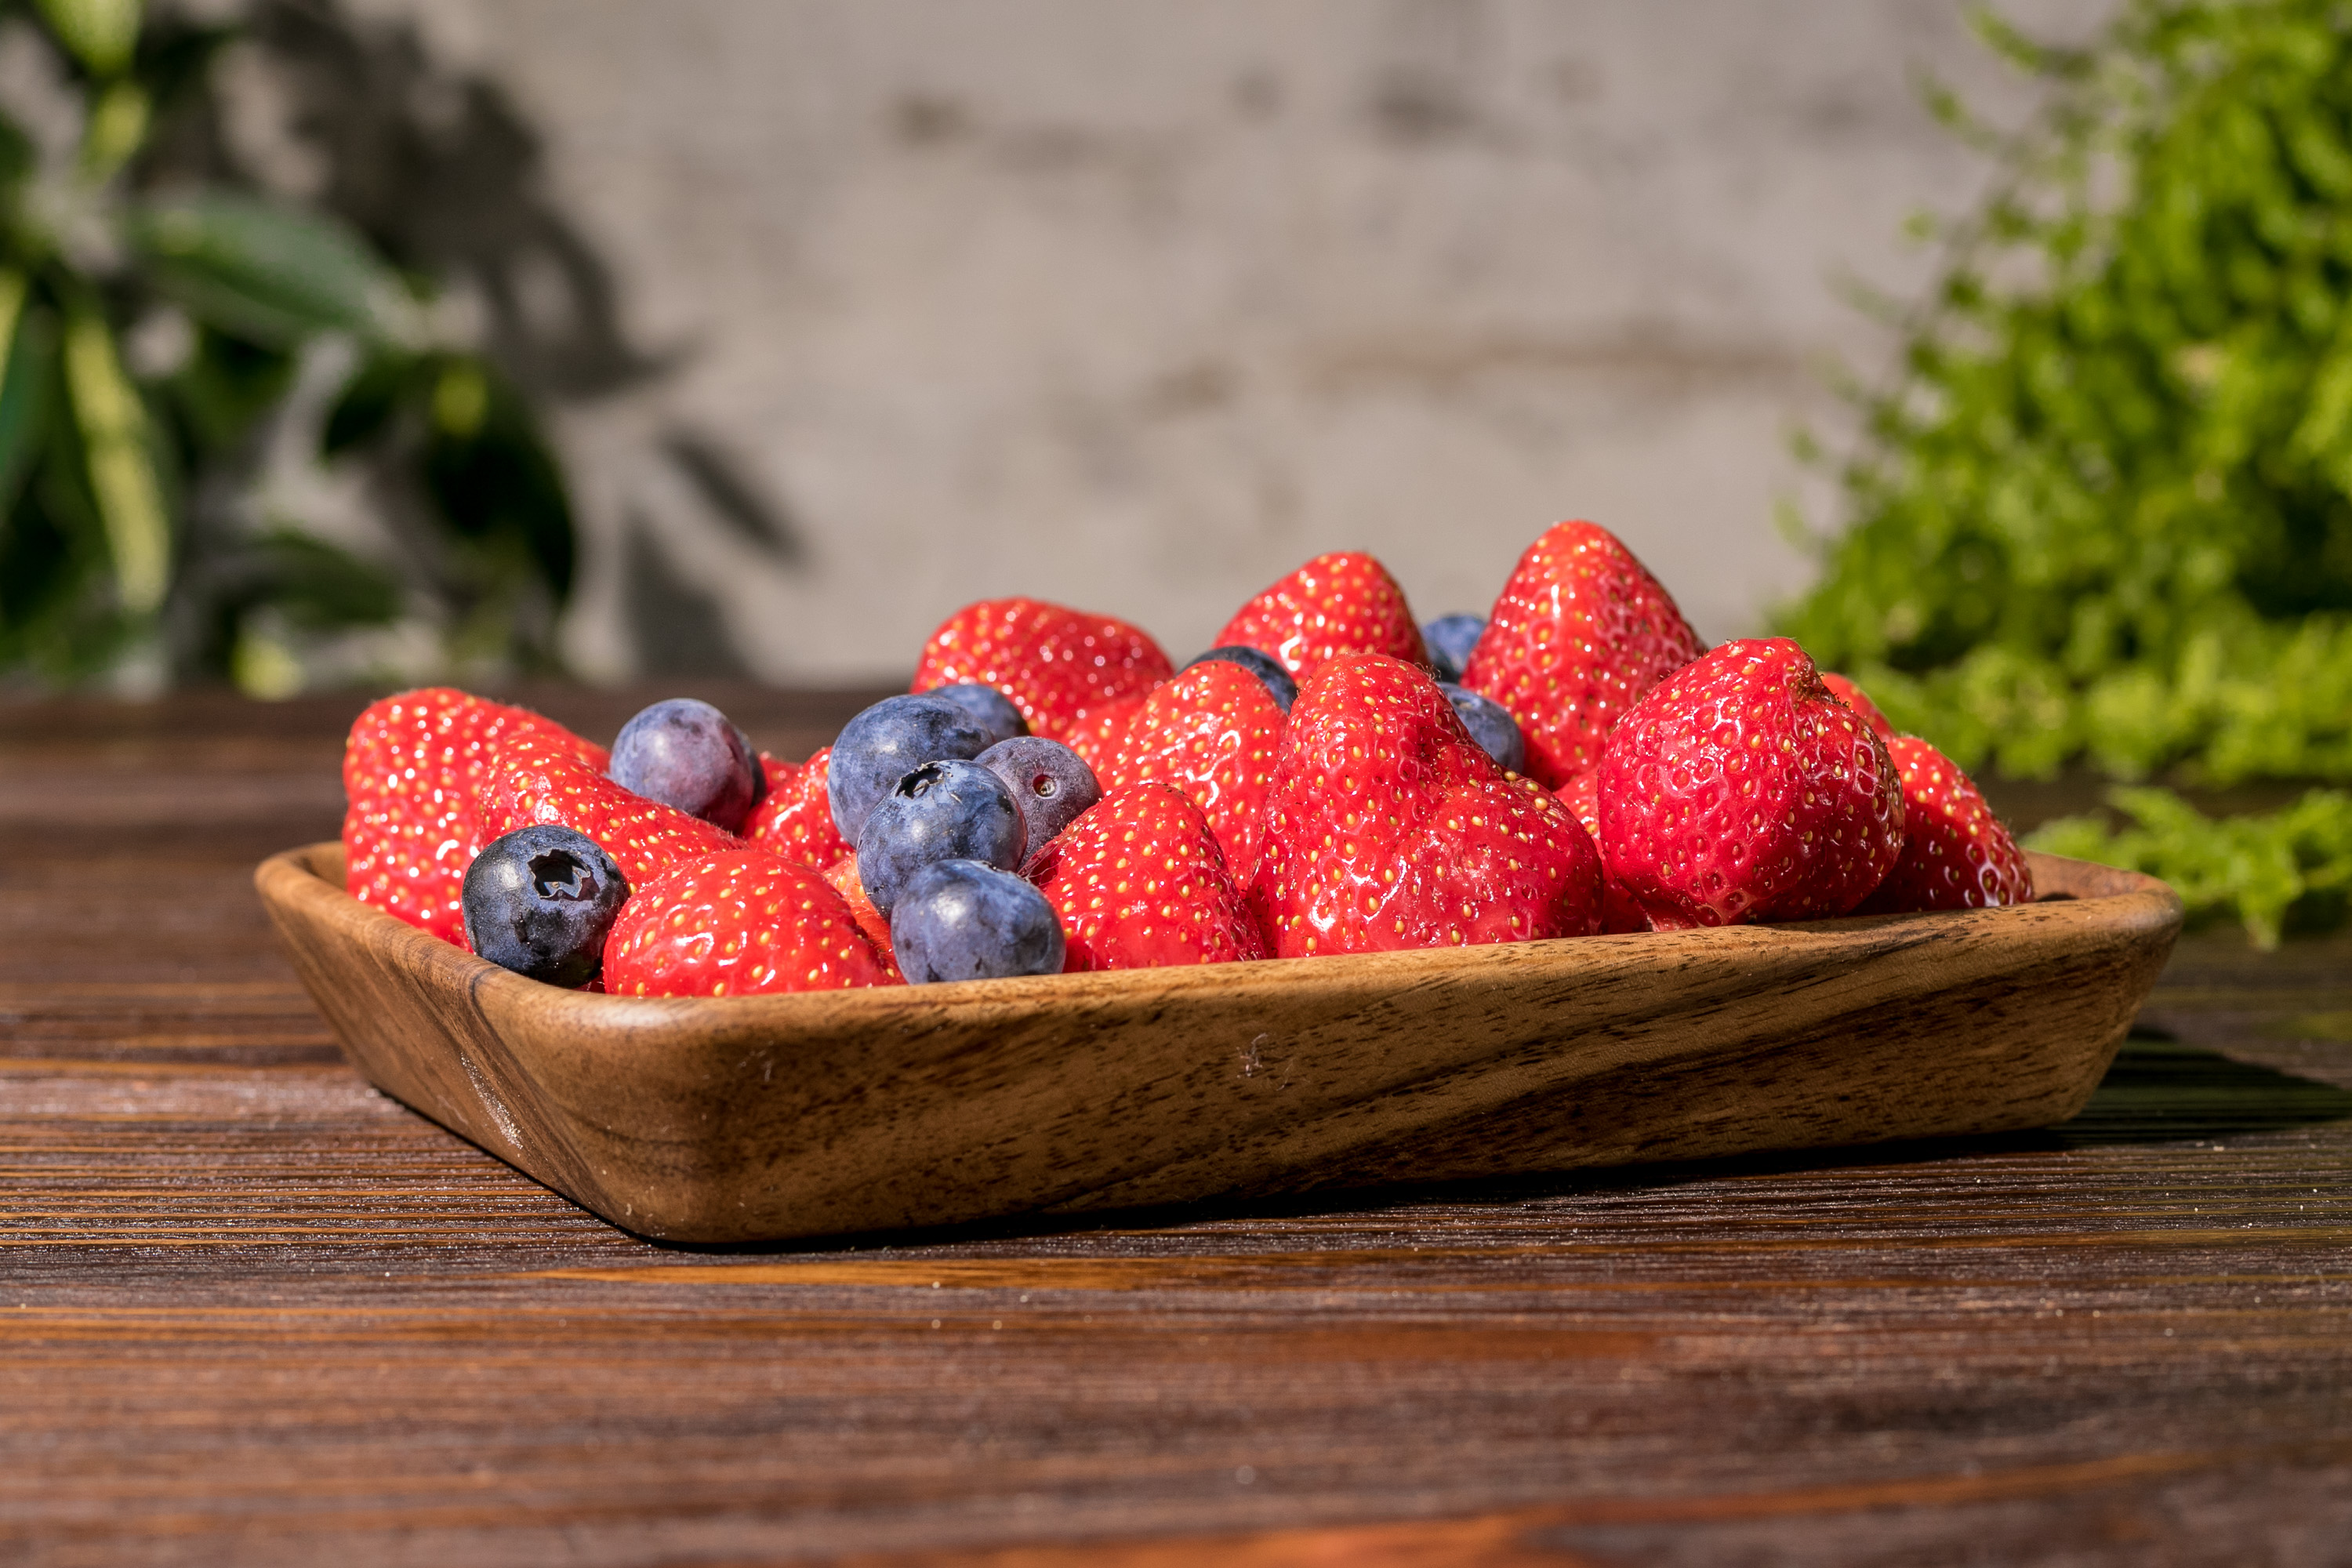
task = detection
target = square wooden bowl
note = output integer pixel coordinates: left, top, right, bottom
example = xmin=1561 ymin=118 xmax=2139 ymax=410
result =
xmin=256 ymin=844 xmax=2181 ymax=1244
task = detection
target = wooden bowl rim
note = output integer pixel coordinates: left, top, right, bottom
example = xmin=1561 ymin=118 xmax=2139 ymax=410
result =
xmin=256 ymin=841 xmax=2182 ymax=1036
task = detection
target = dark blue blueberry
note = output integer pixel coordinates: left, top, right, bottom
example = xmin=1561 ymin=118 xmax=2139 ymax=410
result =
xmin=924 ymin=683 xmax=1029 ymax=746
xmin=1181 ymin=645 xmax=1297 ymax=713
xmin=890 ymin=859 xmax=1065 ymax=983
xmin=827 ymin=694 xmax=995 ymax=841
xmin=609 ymin=698 xmax=762 ymax=833
xmin=1440 ymin=682 xmax=1526 ymax=775
xmin=857 ymin=759 xmax=1025 ymax=916
xmin=1421 ymin=614 xmax=1486 ymax=684
xmin=976 ymin=736 xmax=1100 ymax=856
xmin=461 ymin=826 xmax=630 ymax=988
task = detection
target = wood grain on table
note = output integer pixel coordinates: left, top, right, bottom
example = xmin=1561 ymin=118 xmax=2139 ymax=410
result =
xmin=4 ymin=688 xmax=2350 ymax=1567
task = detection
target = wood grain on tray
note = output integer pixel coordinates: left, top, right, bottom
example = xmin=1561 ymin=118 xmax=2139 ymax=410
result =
xmin=256 ymin=841 xmax=2181 ymax=1243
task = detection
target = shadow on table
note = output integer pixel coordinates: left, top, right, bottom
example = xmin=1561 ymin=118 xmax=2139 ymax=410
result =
xmin=658 ymin=1032 xmax=2352 ymax=1257
xmin=2046 ymin=1030 xmax=2352 ymax=1146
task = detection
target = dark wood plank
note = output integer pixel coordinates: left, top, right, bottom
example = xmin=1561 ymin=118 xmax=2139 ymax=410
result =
xmin=2 ymin=692 xmax=2350 ymax=1566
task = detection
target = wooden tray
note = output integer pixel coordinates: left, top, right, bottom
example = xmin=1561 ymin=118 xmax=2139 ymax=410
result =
xmin=256 ymin=843 xmax=2181 ymax=1244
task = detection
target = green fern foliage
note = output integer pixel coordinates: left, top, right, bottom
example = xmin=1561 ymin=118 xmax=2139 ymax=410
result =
xmin=1784 ymin=0 xmax=2352 ymax=942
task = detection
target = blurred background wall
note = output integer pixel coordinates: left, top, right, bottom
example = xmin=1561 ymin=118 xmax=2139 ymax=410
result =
xmin=311 ymin=0 xmax=2114 ymax=680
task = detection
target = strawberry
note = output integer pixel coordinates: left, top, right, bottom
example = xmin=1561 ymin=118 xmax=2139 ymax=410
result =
xmin=1214 ymin=551 xmax=1426 ymax=679
xmin=745 ymin=746 xmax=851 ymax=870
xmin=1025 ymin=782 xmax=1268 ymax=970
xmin=1555 ymin=769 xmax=1652 ymax=935
xmin=912 ymin=597 xmax=1172 ymax=739
xmin=825 ymin=853 xmax=905 ymax=982
xmin=1856 ymin=737 xmax=2033 ymax=913
xmin=342 ymin=688 xmax=604 ymax=946
xmin=1062 ymin=691 xmax=1153 ymax=775
xmin=1462 ymin=521 xmax=1706 ymax=789
xmin=476 ymin=727 xmax=742 ymax=888
xmin=1249 ymin=654 xmax=1602 ymax=956
xmin=1599 ymin=637 xmax=1905 ymax=929
xmin=1105 ymin=660 xmax=1285 ymax=880
xmin=1820 ymin=672 xmax=1895 ymax=740
xmin=603 ymin=848 xmax=891 ymax=996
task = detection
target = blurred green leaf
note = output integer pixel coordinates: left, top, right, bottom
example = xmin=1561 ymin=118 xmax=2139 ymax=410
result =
xmin=0 ymin=273 xmax=54 ymax=520
xmin=126 ymin=194 xmax=413 ymax=349
xmin=320 ymin=351 xmax=410 ymax=456
xmin=0 ymin=111 xmax=36 ymax=198
xmin=158 ymin=326 xmax=293 ymax=458
xmin=240 ymin=529 xmax=401 ymax=631
xmin=34 ymin=0 xmax=141 ymax=78
xmin=420 ymin=357 xmax=575 ymax=603
xmin=60 ymin=298 xmax=169 ymax=615
xmin=76 ymin=78 xmax=147 ymax=183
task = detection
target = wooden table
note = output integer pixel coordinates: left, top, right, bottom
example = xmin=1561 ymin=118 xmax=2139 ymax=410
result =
xmin=5 ymin=688 xmax=2350 ymax=1566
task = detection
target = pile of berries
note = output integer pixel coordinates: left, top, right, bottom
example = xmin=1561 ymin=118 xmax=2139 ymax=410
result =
xmin=341 ymin=521 xmax=2034 ymax=996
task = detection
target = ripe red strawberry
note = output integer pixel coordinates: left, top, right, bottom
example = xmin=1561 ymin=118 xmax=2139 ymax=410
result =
xmin=1555 ymin=769 xmax=1651 ymax=935
xmin=824 ymin=853 xmax=904 ymax=982
xmin=603 ymin=848 xmax=891 ymax=996
xmin=745 ymin=746 xmax=851 ymax=870
xmin=342 ymin=688 xmax=604 ymax=946
xmin=1821 ymin=672 xmax=1895 ymax=740
xmin=1599 ymin=637 xmax=1905 ymax=928
xmin=1856 ymin=737 xmax=2033 ymax=913
xmin=912 ymin=597 xmax=1172 ymax=739
xmin=1250 ymin=654 xmax=1602 ymax=956
xmin=1463 ymin=521 xmax=1706 ymax=789
xmin=1105 ymin=660 xmax=1285 ymax=880
xmin=1025 ymin=782 xmax=1268 ymax=970
xmin=476 ymin=728 xmax=742 ymax=888
xmin=1062 ymin=691 xmax=1153 ymax=775
xmin=1214 ymin=551 xmax=1427 ymax=679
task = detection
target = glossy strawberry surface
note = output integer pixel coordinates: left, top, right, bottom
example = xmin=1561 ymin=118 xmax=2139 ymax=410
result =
xmin=603 ymin=848 xmax=891 ymax=996
xmin=1026 ymin=782 xmax=1266 ymax=971
xmin=1106 ymin=660 xmax=1285 ymax=881
xmin=1061 ymin=692 xmax=1152 ymax=775
xmin=745 ymin=747 xmax=851 ymax=870
xmin=1599 ymin=637 xmax=1905 ymax=928
xmin=1856 ymin=737 xmax=2034 ymax=913
xmin=912 ymin=597 xmax=1172 ymax=739
xmin=1555 ymin=768 xmax=1652 ymax=935
xmin=1249 ymin=654 xmax=1602 ymax=957
xmin=342 ymin=688 xmax=604 ymax=946
xmin=1463 ymin=521 xmax=1705 ymax=789
xmin=476 ymin=728 xmax=742 ymax=889
xmin=1821 ymin=672 xmax=1896 ymax=741
xmin=823 ymin=853 xmax=905 ymax=982
xmin=1214 ymin=551 xmax=1427 ymax=680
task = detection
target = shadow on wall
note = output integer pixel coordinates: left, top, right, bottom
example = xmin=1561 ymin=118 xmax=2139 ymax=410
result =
xmin=158 ymin=0 xmax=801 ymax=676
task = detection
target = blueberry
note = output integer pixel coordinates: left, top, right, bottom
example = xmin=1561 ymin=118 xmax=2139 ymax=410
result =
xmin=924 ymin=683 xmax=1029 ymax=746
xmin=976 ymin=736 xmax=1101 ymax=854
xmin=1421 ymin=614 xmax=1486 ymax=683
xmin=827 ymin=694 xmax=996 ymax=841
xmin=1181 ymin=645 xmax=1297 ymax=713
xmin=857 ymin=759 xmax=1025 ymax=916
xmin=461 ymin=826 xmax=630 ymax=988
xmin=890 ymin=859 xmax=1065 ymax=983
xmin=609 ymin=698 xmax=763 ymax=833
xmin=1440 ymin=682 xmax=1526 ymax=774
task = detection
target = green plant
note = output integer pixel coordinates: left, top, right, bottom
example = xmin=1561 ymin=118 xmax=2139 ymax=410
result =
xmin=0 ymin=0 xmax=575 ymax=692
xmin=1781 ymin=0 xmax=2352 ymax=938
xmin=2030 ymin=785 xmax=2352 ymax=945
